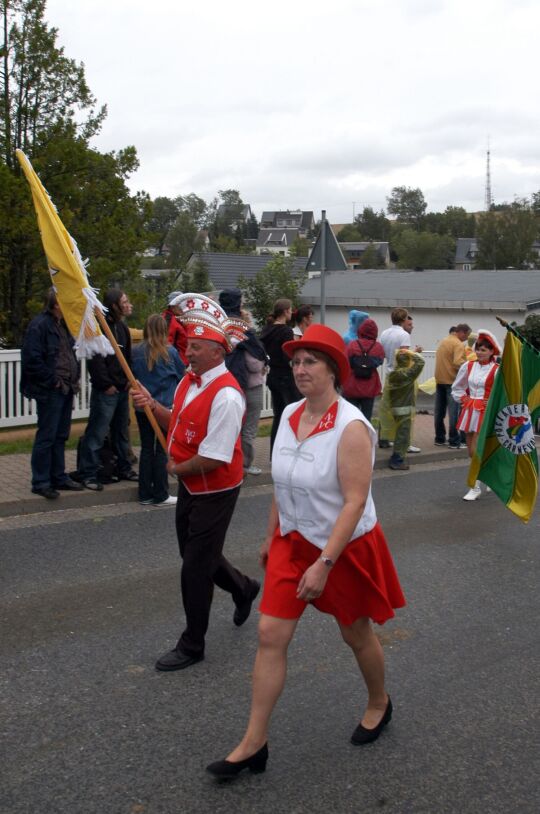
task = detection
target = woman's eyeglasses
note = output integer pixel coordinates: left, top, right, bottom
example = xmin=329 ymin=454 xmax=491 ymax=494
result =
xmin=290 ymin=357 xmax=319 ymax=369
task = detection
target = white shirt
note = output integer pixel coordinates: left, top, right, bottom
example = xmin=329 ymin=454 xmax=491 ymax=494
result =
xmin=380 ymin=325 xmax=411 ymax=371
xmin=178 ymin=362 xmax=245 ymax=463
xmin=272 ymin=398 xmax=378 ymax=550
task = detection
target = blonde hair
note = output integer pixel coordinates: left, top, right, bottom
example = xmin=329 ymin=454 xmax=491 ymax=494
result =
xmin=143 ymin=314 xmax=170 ymax=370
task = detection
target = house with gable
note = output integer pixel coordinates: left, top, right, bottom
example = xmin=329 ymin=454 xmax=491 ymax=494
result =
xmin=454 ymin=237 xmax=478 ymax=271
xmin=256 ymin=209 xmax=315 ymax=256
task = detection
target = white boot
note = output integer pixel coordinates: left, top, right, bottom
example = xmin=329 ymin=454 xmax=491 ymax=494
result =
xmin=463 ymin=481 xmax=482 ymax=501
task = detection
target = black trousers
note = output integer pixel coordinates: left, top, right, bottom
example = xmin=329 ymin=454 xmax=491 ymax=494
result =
xmin=175 ymin=481 xmax=251 ymax=656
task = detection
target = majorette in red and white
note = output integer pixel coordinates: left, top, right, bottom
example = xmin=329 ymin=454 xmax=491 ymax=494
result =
xmin=451 ymin=329 xmax=500 ymax=434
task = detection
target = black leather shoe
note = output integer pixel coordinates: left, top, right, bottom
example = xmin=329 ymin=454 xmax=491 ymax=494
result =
xmin=233 ymin=580 xmax=261 ymax=627
xmin=32 ymin=486 xmax=60 ymax=499
xmin=206 ymin=743 xmax=268 ymax=779
xmin=378 ymin=440 xmax=391 ymax=449
xmin=351 ymin=697 xmax=392 ymax=745
xmin=54 ymin=477 xmax=84 ymax=491
xmin=155 ymin=648 xmax=204 ymax=672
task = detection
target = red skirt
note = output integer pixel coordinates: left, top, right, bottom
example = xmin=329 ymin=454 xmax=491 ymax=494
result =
xmin=259 ymin=522 xmax=406 ymax=626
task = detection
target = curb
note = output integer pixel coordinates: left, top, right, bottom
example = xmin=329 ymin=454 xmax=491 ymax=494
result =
xmin=0 ymin=448 xmax=469 ymax=519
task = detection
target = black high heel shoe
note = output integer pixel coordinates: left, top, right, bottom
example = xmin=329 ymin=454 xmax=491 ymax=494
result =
xmin=350 ymin=697 xmax=392 ymax=745
xmin=206 ymin=743 xmax=268 ymax=779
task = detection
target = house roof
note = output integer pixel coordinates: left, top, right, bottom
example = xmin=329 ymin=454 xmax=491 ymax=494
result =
xmin=299 ymin=269 xmax=540 ymax=311
xmin=187 ymin=252 xmax=306 ymax=290
xmin=260 ymin=210 xmax=314 ymax=229
xmin=256 ymin=228 xmax=300 ymax=247
xmin=455 ymin=237 xmax=478 ymax=264
xmin=339 ymin=241 xmax=389 ymax=260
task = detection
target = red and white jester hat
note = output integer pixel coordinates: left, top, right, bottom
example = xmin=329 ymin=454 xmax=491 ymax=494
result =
xmin=169 ymin=293 xmax=248 ymax=351
xmin=475 ymin=329 xmax=501 ymax=356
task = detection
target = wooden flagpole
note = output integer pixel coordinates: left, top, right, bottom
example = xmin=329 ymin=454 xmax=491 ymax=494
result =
xmin=94 ymin=309 xmax=168 ymax=452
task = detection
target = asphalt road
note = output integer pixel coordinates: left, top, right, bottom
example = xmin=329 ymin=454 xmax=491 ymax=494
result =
xmin=1 ymin=462 xmax=539 ymax=814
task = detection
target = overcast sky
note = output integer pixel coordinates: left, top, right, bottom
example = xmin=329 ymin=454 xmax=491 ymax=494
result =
xmin=47 ymin=0 xmax=539 ymax=223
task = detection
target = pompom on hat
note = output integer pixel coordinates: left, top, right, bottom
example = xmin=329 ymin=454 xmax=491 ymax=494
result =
xmin=282 ymin=324 xmax=350 ymax=383
xmin=475 ymin=329 xmax=501 ymax=356
xmin=169 ymin=292 xmax=248 ymax=351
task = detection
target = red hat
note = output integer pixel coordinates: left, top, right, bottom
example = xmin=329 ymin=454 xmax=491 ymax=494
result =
xmin=475 ymin=329 xmax=501 ymax=356
xmin=283 ymin=324 xmax=350 ymax=383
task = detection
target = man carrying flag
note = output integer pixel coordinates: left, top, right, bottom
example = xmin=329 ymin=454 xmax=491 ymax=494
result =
xmin=468 ymin=322 xmax=540 ymax=523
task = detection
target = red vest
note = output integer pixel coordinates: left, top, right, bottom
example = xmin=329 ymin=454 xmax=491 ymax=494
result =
xmin=167 ymin=371 xmax=244 ymax=494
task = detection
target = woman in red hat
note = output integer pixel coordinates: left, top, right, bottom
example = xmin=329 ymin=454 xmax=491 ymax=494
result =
xmin=207 ymin=324 xmax=406 ymax=780
xmin=452 ymin=329 xmax=500 ymax=501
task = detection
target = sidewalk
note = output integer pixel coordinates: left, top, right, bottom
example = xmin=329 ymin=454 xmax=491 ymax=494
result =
xmin=0 ymin=411 xmax=470 ymax=519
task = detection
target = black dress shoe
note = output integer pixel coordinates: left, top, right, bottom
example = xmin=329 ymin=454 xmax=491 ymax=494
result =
xmin=351 ymin=697 xmax=392 ymax=745
xmin=206 ymin=743 xmax=268 ymax=779
xmin=233 ymin=579 xmax=261 ymax=627
xmin=32 ymin=486 xmax=60 ymax=500
xmin=378 ymin=440 xmax=391 ymax=449
xmin=54 ymin=477 xmax=84 ymax=491
xmin=155 ymin=648 xmax=204 ymax=672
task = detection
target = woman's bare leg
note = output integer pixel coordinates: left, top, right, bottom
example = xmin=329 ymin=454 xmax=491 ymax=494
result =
xmin=226 ymin=614 xmax=299 ymax=761
xmin=466 ymin=431 xmax=477 ymax=458
xmin=338 ymin=616 xmax=388 ymax=728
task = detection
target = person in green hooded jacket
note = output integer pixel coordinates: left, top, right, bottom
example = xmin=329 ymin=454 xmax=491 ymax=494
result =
xmin=385 ymin=349 xmax=425 ymax=471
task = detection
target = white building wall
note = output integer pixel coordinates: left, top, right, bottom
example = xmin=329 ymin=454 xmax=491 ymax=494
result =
xmin=310 ymin=306 xmax=539 ymax=352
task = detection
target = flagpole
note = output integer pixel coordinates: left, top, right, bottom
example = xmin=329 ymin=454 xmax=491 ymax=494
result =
xmin=94 ymin=309 xmax=169 ymax=452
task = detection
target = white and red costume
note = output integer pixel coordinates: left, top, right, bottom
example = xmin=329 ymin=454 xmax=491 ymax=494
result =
xmin=260 ymin=397 xmax=405 ymax=626
xmin=451 ymin=328 xmax=500 ymax=434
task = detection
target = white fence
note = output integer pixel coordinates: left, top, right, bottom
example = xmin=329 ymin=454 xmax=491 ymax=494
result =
xmin=0 ymin=349 xmax=435 ymax=429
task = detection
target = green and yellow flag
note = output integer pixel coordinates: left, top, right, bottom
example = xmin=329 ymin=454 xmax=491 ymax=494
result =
xmin=16 ymin=149 xmax=113 ymax=359
xmin=469 ymin=327 xmax=540 ymax=523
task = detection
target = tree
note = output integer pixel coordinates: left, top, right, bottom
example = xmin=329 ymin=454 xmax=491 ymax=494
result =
xmin=0 ymin=0 xmax=147 ymax=345
xmin=146 ymin=196 xmax=179 ymax=255
xmin=166 ymin=210 xmax=203 ymax=274
xmin=175 ymin=193 xmax=207 ymax=229
xmin=290 ymin=237 xmax=310 ymax=257
xmin=387 ymin=186 xmax=427 ymax=229
xmin=514 ymin=314 xmax=540 ymax=351
xmin=475 ymin=203 xmax=538 ymax=269
xmin=238 ymin=254 xmax=307 ymax=329
xmin=336 ymin=223 xmax=363 ymax=242
xmin=360 ymin=243 xmax=386 ymax=269
xmin=393 ymin=229 xmax=455 ymax=269
xmin=246 ymin=211 xmax=259 ymax=239
xmin=354 ymin=206 xmax=391 ymax=241
xmin=190 ymin=256 xmax=210 ymax=292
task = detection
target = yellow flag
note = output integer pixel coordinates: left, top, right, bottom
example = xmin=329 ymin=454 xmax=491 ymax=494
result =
xmin=16 ymin=149 xmax=113 ymax=359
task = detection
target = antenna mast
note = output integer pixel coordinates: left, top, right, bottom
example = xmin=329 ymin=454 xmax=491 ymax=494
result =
xmin=484 ymin=138 xmax=493 ymax=210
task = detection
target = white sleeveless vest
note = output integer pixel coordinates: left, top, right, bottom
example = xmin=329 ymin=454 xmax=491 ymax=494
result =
xmin=272 ymin=397 xmax=378 ymax=551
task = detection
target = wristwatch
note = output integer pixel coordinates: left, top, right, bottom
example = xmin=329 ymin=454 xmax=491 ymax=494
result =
xmin=319 ymin=556 xmax=334 ymax=568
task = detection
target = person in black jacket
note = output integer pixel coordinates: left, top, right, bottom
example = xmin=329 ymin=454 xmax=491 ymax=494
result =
xmin=219 ymin=289 xmax=269 ymax=474
xmin=20 ymin=289 xmax=82 ymax=499
xmin=260 ymin=298 xmax=300 ymax=453
xmin=78 ymin=289 xmax=137 ymax=490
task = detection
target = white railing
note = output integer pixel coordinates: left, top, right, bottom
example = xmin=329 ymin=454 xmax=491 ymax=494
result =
xmin=0 ymin=349 xmax=436 ymax=429
xmin=0 ymin=350 xmax=91 ymax=428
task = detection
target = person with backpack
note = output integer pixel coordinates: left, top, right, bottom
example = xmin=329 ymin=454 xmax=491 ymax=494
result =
xmin=342 ymin=318 xmax=384 ymax=421
xmin=218 ymin=290 xmax=268 ymax=475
